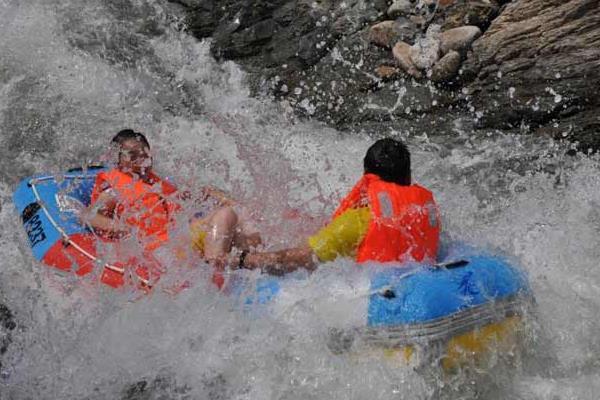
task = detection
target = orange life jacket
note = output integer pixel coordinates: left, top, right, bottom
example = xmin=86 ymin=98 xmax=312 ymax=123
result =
xmin=332 ymin=174 xmax=440 ymax=264
xmin=90 ymin=169 xmax=180 ymax=252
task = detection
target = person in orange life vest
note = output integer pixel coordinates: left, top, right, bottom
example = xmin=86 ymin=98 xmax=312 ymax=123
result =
xmin=218 ymin=138 xmax=441 ymax=275
xmin=82 ymin=129 xmax=261 ymax=285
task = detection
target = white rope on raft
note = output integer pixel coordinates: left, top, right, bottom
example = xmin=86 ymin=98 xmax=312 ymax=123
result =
xmin=28 ymin=175 xmax=152 ymax=288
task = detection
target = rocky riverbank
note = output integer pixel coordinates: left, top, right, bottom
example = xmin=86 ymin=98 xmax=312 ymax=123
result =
xmin=176 ymin=0 xmax=599 ymax=150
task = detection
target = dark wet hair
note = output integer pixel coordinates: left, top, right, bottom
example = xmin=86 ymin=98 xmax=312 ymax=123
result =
xmin=111 ymin=129 xmax=150 ymax=149
xmin=364 ymin=138 xmax=411 ymax=186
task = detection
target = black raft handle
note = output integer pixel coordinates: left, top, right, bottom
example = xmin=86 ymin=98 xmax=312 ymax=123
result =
xmin=378 ymin=260 xmax=470 ymax=300
xmin=66 ymin=165 xmax=105 ymax=173
xmin=432 ymin=260 xmax=469 ymax=270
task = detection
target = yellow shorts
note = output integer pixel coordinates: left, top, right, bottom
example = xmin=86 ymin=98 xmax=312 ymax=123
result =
xmin=189 ymin=220 xmax=207 ymax=254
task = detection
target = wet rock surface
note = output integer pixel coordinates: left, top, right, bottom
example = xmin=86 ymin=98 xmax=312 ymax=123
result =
xmin=431 ymin=50 xmax=462 ymax=83
xmin=0 ymin=303 xmax=16 ymax=371
xmin=439 ymin=25 xmax=481 ymax=55
xmin=462 ymin=0 xmax=600 ymax=149
xmin=435 ymin=0 xmax=503 ymax=31
xmin=180 ymin=0 xmax=600 ymax=149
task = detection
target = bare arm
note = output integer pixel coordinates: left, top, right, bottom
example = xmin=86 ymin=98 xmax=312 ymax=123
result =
xmin=241 ymin=244 xmax=317 ymax=276
xmin=80 ymin=192 xmax=130 ymax=239
xmin=201 ymin=186 xmax=236 ymax=207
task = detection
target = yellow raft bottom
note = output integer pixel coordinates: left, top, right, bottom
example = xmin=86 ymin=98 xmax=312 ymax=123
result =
xmin=359 ymin=316 xmax=523 ymax=373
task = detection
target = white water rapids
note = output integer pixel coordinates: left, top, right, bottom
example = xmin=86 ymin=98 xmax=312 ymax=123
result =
xmin=1 ymin=1 xmax=600 ymax=399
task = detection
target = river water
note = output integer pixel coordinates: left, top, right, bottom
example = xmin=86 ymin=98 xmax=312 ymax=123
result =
xmin=1 ymin=1 xmax=599 ymax=399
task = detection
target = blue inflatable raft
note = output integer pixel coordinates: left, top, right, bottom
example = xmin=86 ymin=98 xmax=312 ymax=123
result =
xmin=233 ymin=250 xmax=532 ymax=369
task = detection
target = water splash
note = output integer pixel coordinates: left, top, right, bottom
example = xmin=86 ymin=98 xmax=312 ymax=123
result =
xmin=1 ymin=1 xmax=599 ymax=399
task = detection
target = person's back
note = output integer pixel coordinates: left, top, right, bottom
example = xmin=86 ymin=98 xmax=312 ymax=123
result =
xmin=310 ymin=138 xmax=440 ymax=265
xmin=225 ymin=137 xmax=441 ymax=274
xmin=331 ymin=176 xmax=439 ymax=264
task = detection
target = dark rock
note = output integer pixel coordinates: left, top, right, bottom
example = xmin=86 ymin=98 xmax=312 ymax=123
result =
xmin=431 ymin=50 xmax=462 ymax=82
xmin=535 ymin=108 xmax=600 ymax=152
xmin=435 ymin=0 xmax=501 ymax=31
xmin=373 ymin=0 xmax=391 ymax=13
xmin=206 ymin=0 xmax=385 ymax=71
xmin=276 ymin=28 xmax=389 ymax=121
xmin=462 ymin=0 xmax=600 ymax=149
xmin=395 ymin=16 xmax=421 ymax=45
xmin=439 ymin=25 xmax=481 ymax=55
xmin=214 ymin=18 xmax=280 ymax=59
xmin=183 ymin=0 xmax=220 ymax=39
xmin=332 ymin=0 xmax=383 ymax=35
xmin=393 ymin=41 xmax=423 ymax=78
xmin=388 ymin=0 xmax=439 ymax=21
xmin=121 ymin=375 xmax=192 ymax=400
xmin=369 ymin=17 xmax=419 ymax=47
xmin=180 ymin=0 xmax=600 ymax=149
xmin=0 ymin=303 xmax=16 ymax=371
xmin=388 ymin=0 xmax=414 ymax=18
xmin=375 ymin=65 xmax=403 ymax=80
xmin=209 ymin=1 xmax=330 ymax=71
xmin=369 ymin=20 xmax=397 ymax=47
xmin=409 ymin=15 xmax=428 ymax=31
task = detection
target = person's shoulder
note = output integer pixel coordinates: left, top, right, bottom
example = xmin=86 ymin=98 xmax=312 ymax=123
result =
xmin=90 ymin=169 xmax=117 ymax=202
xmin=96 ymin=168 xmax=122 ymax=180
xmin=411 ymin=183 xmax=432 ymax=192
xmin=94 ymin=169 xmax=131 ymax=190
xmin=406 ymin=183 xmax=436 ymax=200
xmin=152 ymin=172 xmax=178 ymax=194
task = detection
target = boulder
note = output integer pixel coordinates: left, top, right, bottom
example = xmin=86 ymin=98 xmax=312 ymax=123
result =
xmin=409 ymin=15 xmax=428 ymax=31
xmin=437 ymin=0 xmax=501 ymax=30
xmin=0 ymin=303 xmax=15 ymax=371
xmin=375 ymin=65 xmax=403 ymax=80
xmin=440 ymin=25 xmax=482 ymax=55
xmin=431 ymin=50 xmax=462 ymax=82
xmin=388 ymin=0 xmax=414 ymax=18
xmin=331 ymin=1 xmax=382 ymax=36
xmin=369 ymin=21 xmax=397 ymax=48
xmin=410 ymin=24 xmax=441 ymax=70
xmin=369 ymin=18 xmax=420 ymax=48
xmin=393 ymin=41 xmax=423 ymax=79
xmin=463 ymin=0 xmax=600 ymax=149
xmin=395 ymin=16 xmax=421 ymax=45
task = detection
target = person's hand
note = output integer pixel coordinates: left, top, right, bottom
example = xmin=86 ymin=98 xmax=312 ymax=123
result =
xmin=209 ymin=255 xmax=228 ymax=271
xmin=210 ymin=251 xmax=261 ymax=271
xmin=241 ymin=252 xmax=268 ymax=270
xmin=177 ymin=190 xmax=193 ymax=201
xmin=209 ymin=253 xmax=241 ymax=271
xmin=201 ymin=186 xmax=236 ymax=207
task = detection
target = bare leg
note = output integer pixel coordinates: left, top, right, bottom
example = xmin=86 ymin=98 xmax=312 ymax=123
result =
xmin=203 ymin=206 xmax=238 ymax=259
xmin=233 ymin=210 xmax=262 ymax=250
xmin=190 ymin=204 xmax=263 ymax=261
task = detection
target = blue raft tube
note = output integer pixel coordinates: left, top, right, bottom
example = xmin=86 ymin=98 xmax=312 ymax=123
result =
xmin=235 ymin=245 xmax=534 ymax=371
xmin=14 ymin=167 xmax=534 ymax=371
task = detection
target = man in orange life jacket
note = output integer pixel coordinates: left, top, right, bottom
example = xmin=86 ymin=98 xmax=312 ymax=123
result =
xmin=221 ymin=138 xmax=441 ymax=274
xmin=83 ymin=129 xmax=261 ymax=287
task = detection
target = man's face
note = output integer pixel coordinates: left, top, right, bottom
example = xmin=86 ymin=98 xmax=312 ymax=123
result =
xmin=118 ymin=139 xmax=152 ymax=176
